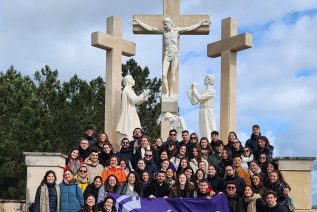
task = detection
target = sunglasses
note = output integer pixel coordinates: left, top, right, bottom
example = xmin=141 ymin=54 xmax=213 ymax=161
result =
xmin=190 ymin=137 xmax=196 ymax=139
xmin=226 ymin=186 xmax=236 ymax=189
xmin=170 ymin=134 xmax=177 ymax=136
xmin=244 ymin=150 xmax=250 ymax=152
xmin=232 ymin=142 xmax=239 ymax=144
xmin=79 ymin=170 xmax=87 ymax=173
xmin=145 ymin=154 xmax=153 ymax=157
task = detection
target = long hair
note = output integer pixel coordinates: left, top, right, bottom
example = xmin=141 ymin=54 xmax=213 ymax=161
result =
xmin=126 ymin=171 xmax=142 ymax=195
xmin=104 ymin=174 xmax=119 ymax=192
xmin=98 ymin=131 xmax=110 ymax=143
xmin=176 ymin=158 xmax=190 ymax=175
xmin=173 ymin=173 xmax=192 ymax=194
xmin=41 ymin=170 xmax=57 ymax=186
xmin=67 ymin=146 xmax=80 ymax=160
xmin=83 ymin=194 xmax=98 ymax=212
xmin=199 ymin=137 xmax=212 ymax=153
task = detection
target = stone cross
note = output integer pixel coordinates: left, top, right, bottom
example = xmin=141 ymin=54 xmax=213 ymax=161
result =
xmin=133 ymin=0 xmax=210 ymax=139
xmin=207 ymin=17 xmax=252 ymax=142
xmin=91 ymin=16 xmax=136 ymax=150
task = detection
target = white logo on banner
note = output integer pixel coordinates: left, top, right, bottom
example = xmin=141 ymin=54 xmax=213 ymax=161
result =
xmin=115 ymin=195 xmax=141 ymax=212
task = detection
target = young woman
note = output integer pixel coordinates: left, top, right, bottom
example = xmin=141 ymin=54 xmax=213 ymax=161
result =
xmin=65 ymin=147 xmax=82 ymax=175
xmin=141 ymin=170 xmax=153 ymax=196
xmin=100 ymin=196 xmax=117 ymax=212
xmin=266 ymin=170 xmax=291 ymax=204
xmin=258 ymin=153 xmax=269 ymax=174
xmin=165 ymin=167 xmax=176 ymax=188
xmin=254 ymin=136 xmax=274 ymax=161
xmin=248 ymin=160 xmax=262 ymax=178
xmin=190 ymin=147 xmax=209 ymax=173
xmin=198 ymin=137 xmax=212 ymax=159
xmin=60 ymin=170 xmax=84 ymax=212
xmin=33 ymin=170 xmax=60 ymax=212
xmin=194 ymin=169 xmax=206 ymax=188
xmin=116 ymin=171 xmax=143 ymax=197
xmin=170 ymin=144 xmax=187 ymax=169
xmin=135 ymin=159 xmax=146 ymax=177
xmin=169 ymin=173 xmax=194 ymax=198
xmin=83 ymin=176 xmax=102 ymax=201
xmin=251 ymin=174 xmax=267 ymax=199
xmin=99 ymin=143 xmax=114 ymax=167
xmin=243 ymin=185 xmax=263 ymax=212
xmin=166 ymin=143 xmax=178 ymax=158
xmin=176 ymin=158 xmax=190 ymax=176
xmin=91 ymin=132 xmax=110 ymax=154
xmin=189 ymin=132 xmax=199 ymax=146
xmin=227 ymin=131 xmax=238 ymax=149
xmin=79 ymin=194 xmax=98 ymax=212
xmin=98 ymin=175 xmax=119 ymax=204
xmin=153 ymin=137 xmax=164 ymax=157
xmin=241 ymin=146 xmax=254 ymax=171
xmin=206 ymin=165 xmax=222 ymax=194
xmin=119 ymin=159 xmax=132 ymax=177
xmin=217 ymin=148 xmax=233 ymax=177
xmin=230 ymin=139 xmax=243 ymax=158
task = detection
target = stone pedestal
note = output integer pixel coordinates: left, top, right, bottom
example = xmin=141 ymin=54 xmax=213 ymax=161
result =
xmin=24 ymin=152 xmax=67 ymax=205
xmin=161 ymin=99 xmax=178 ymax=141
xmin=273 ymin=157 xmax=316 ymax=212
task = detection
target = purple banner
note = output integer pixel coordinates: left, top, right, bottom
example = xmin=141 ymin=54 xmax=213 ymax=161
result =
xmin=108 ymin=193 xmax=230 ymax=212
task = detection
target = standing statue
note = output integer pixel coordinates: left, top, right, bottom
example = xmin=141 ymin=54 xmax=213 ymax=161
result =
xmin=187 ymin=74 xmax=217 ymax=138
xmin=164 ymin=112 xmax=187 ymax=141
xmin=132 ymin=17 xmax=209 ymax=99
xmin=116 ymin=75 xmax=150 ymax=141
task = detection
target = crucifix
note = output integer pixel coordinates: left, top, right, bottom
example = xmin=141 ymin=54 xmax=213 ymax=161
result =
xmin=207 ymin=17 xmax=252 ymax=142
xmin=91 ymin=16 xmax=136 ymax=150
xmin=132 ymin=0 xmax=210 ymax=139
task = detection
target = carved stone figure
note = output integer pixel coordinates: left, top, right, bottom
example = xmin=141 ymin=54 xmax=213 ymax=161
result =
xmin=164 ymin=112 xmax=187 ymax=141
xmin=187 ymin=74 xmax=217 ymax=138
xmin=132 ymin=17 xmax=209 ymax=99
xmin=116 ymin=75 xmax=150 ymax=141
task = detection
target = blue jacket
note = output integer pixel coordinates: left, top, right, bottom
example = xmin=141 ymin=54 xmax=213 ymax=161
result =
xmin=60 ymin=181 xmax=84 ymax=212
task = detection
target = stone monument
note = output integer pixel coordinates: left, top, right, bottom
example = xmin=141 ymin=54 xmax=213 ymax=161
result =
xmin=187 ymin=74 xmax=217 ymax=138
xmin=132 ymin=0 xmax=210 ymax=140
xmin=207 ymin=17 xmax=252 ymax=142
xmin=91 ymin=16 xmax=136 ymax=150
xmin=164 ymin=112 xmax=187 ymax=141
xmin=116 ymin=75 xmax=150 ymax=141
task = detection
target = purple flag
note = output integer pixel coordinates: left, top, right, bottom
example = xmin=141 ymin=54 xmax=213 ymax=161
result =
xmin=108 ymin=193 xmax=230 ymax=212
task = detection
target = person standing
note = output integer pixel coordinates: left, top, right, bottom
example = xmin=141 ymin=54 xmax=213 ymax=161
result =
xmin=60 ymin=170 xmax=84 ymax=212
xmin=245 ymin=124 xmax=261 ymax=153
xmin=32 ymin=170 xmax=60 ymax=212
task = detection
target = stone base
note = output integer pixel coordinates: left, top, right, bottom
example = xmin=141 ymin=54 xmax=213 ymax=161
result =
xmin=161 ymin=98 xmax=178 ymax=113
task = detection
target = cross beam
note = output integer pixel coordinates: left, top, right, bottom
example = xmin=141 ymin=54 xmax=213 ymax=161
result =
xmin=207 ymin=17 xmax=252 ymax=142
xmin=91 ymin=16 xmax=136 ymax=150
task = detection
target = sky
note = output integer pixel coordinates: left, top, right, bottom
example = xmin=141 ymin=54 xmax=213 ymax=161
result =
xmin=1 ymin=0 xmax=317 ymax=205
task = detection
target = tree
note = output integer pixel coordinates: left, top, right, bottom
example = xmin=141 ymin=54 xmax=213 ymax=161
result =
xmin=122 ymin=59 xmax=162 ymax=140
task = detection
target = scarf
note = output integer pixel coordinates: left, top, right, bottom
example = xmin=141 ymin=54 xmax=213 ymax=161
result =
xmin=68 ymin=158 xmax=81 ymax=174
xmin=244 ymin=193 xmax=261 ymax=212
xmin=76 ymin=175 xmax=89 ymax=184
xmin=40 ymin=183 xmax=60 ymax=212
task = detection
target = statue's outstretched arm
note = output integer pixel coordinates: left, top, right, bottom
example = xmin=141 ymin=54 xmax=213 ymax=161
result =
xmin=131 ymin=19 xmax=162 ymax=33
xmin=176 ymin=20 xmax=210 ymax=33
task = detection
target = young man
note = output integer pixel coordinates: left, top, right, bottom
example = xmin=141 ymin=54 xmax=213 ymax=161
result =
xmin=129 ymin=128 xmax=143 ymax=154
xmin=162 ymin=129 xmax=179 ymax=150
xmin=245 ymin=124 xmax=261 ymax=152
xmin=194 ymin=179 xmax=215 ymax=199
xmin=84 ymin=125 xmax=97 ymax=147
xmin=225 ymin=181 xmax=245 ymax=212
xmin=145 ymin=171 xmax=170 ymax=198
xmin=83 ymin=150 xmax=104 ymax=182
xmin=78 ymin=138 xmax=90 ymax=160
xmin=179 ymin=130 xmax=195 ymax=159
xmin=210 ymin=131 xmax=223 ymax=152
xmin=262 ymin=191 xmax=288 ymax=212
xmin=233 ymin=156 xmax=251 ymax=186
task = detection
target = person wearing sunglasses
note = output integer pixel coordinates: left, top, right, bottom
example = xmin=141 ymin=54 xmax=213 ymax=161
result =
xmin=144 ymin=149 xmax=158 ymax=174
xmin=74 ymin=165 xmax=90 ymax=192
xmin=225 ymin=181 xmax=245 ymax=212
xmin=162 ymin=129 xmax=179 ymax=151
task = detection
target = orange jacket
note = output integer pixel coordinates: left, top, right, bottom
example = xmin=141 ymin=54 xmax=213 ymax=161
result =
xmin=235 ymin=167 xmax=251 ymax=186
xmin=101 ymin=166 xmax=126 ymax=184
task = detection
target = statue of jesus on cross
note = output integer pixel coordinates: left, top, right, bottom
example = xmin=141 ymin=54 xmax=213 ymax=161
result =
xmin=132 ymin=17 xmax=209 ymax=99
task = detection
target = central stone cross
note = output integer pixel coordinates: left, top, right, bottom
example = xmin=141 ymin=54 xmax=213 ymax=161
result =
xmin=133 ymin=0 xmax=210 ymax=139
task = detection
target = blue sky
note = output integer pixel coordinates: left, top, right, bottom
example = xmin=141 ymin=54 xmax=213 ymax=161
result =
xmin=0 ymin=0 xmax=317 ymax=205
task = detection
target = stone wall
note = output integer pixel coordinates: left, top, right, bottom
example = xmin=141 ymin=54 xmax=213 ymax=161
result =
xmin=0 ymin=200 xmax=26 ymax=212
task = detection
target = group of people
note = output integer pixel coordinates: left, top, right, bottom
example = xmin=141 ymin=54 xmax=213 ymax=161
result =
xmin=32 ymin=124 xmax=294 ymax=212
